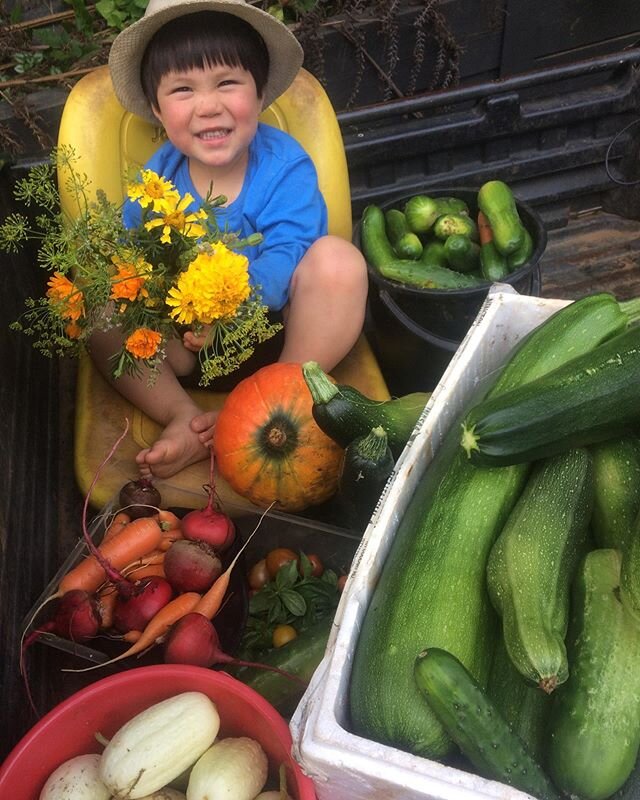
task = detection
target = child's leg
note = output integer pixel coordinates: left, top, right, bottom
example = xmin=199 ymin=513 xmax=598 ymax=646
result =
xmin=191 ymin=235 xmax=367 ymax=444
xmin=279 ymin=235 xmax=368 ymax=370
xmin=89 ymin=328 xmax=210 ymax=479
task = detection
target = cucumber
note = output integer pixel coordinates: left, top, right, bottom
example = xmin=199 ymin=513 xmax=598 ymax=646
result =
xmin=477 ymin=180 xmax=525 ymax=255
xmin=349 ymin=293 xmax=635 ymax=758
xmin=433 ymin=213 xmax=479 ymax=242
xmin=507 ymin=227 xmax=534 ymax=271
xmin=487 ymin=635 xmax=550 ymax=763
xmin=301 ymin=360 xmax=428 ymax=459
xmin=621 ymin=505 xmax=640 ymax=623
xmin=419 ymin=240 xmax=448 ymax=269
xmin=338 ymin=426 xmax=395 ymax=530
xmin=548 ymin=549 xmax=640 ymax=800
xmin=403 ymin=195 xmax=469 ymax=235
xmin=413 ymin=648 xmax=560 ymax=800
xmin=443 ymin=234 xmax=481 ymax=273
xmin=479 ymin=240 xmax=509 ymax=282
xmin=232 ymin=615 xmax=333 ymax=718
xmin=460 ymin=323 xmax=640 ymax=467
xmin=487 ymin=448 xmax=593 ymax=692
xmin=385 ymin=208 xmax=423 ymax=259
xmin=360 ymin=205 xmax=483 ymax=288
xmin=590 ymin=434 xmax=640 ymax=550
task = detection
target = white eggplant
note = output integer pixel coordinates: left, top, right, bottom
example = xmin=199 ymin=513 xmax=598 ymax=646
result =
xmin=39 ymin=753 xmax=111 ymax=800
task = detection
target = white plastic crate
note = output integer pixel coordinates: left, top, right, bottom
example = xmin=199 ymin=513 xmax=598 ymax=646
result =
xmin=291 ymin=287 xmax=570 ymax=800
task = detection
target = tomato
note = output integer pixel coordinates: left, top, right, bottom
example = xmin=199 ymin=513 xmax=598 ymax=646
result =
xmin=247 ymin=558 xmax=270 ymax=590
xmin=272 ymin=624 xmax=297 ymax=648
xmin=265 ymin=547 xmax=298 ymax=578
xmin=337 ymin=574 xmax=348 ymax=592
xmin=300 ymin=553 xmax=324 ymax=578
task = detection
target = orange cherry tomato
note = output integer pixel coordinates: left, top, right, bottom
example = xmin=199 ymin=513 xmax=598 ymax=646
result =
xmin=272 ymin=624 xmax=297 ymax=648
xmin=265 ymin=547 xmax=298 ymax=579
xmin=248 ymin=558 xmax=270 ymax=590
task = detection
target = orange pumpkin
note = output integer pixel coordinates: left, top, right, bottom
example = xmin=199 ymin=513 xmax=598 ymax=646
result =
xmin=213 ymin=363 xmax=344 ymax=512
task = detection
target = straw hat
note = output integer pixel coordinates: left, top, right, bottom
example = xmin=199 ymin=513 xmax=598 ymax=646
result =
xmin=109 ymin=0 xmax=304 ymax=124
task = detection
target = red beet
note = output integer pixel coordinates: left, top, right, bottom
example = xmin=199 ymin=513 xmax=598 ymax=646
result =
xmin=164 ymin=539 xmax=223 ymax=593
xmin=181 ymin=447 xmax=235 ymax=551
xmin=112 ymin=576 xmax=174 ymax=634
xmin=119 ymin=478 xmax=162 ymax=519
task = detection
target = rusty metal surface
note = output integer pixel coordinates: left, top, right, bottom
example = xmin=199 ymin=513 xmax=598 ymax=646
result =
xmin=540 ymin=210 xmax=640 ymax=301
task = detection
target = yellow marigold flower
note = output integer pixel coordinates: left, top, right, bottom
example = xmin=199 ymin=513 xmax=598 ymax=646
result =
xmin=127 ymin=170 xmax=179 ymax=213
xmin=46 ymin=271 xmax=85 ymax=321
xmin=124 ymin=327 xmax=163 ymax=359
xmin=166 ymin=243 xmax=250 ymax=325
xmin=144 ymin=193 xmax=208 ymax=244
xmin=110 ymin=254 xmax=151 ymax=302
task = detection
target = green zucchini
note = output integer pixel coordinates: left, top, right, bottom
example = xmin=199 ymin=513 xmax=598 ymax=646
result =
xmin=443 ymin=234 xmax=481 ymax=273
xmin=302 ymin=360 xmax=428 ymax=459
xmin=403 ymin=195 xmax=469 ymax=235
xmin=232 ymin=615 xmax=333 ymax=718
xmin=590 ymin=435 xmax=640 ymax=550
xmin=360 ymin=205 xmax=483 ymax=288
xmin=460 ymin=323 xmax=640 ymax=467
xmin=548 ymin=549 xmax=640 ymax=800
xmin=479 ymin=240 xmax=509 ymax=282
xmin=433 ymin=213 xmax=478 ymax=242
xmin=349 ymin=293 xmax=634 ymax=759
xmin=477 ymin=180 xmax=525 ymax=255
xmin=507 ymin=227 xmax=534 ymax=271
xmin=487 ymin=448 xmax=593 ymax=692
xmin=414 ymin=648 xmax=560 ymax=800
xmin=487 ymin=635 xmax=550 ymax=763
xmin=339 ymin=426 xmax=395 ymax=530
xmin=385 ymin=208 xmax=423 ymax=259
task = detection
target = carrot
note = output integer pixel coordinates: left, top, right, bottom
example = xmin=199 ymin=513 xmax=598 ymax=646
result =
xmin=155 ymin=509 xmax=182 ymax=532
xmin=159 ymin=527 xmax=183 ymax=551
xmin=477 ymin=210 xmax=493 ymax=246
xmin=65 ymin=592 xmax=202 ymax=672
xmin=123 ymin=562 xmax=166 ymax=581
xmin=101 ymin=511 xmax=131 ymax=544
xmin=122 ymin=548 xmax=166 ymax=572
xmin=57 ymin=517 xmax=163 ymax=597
xmin=193 ymin=501 xmax=275 ymax=620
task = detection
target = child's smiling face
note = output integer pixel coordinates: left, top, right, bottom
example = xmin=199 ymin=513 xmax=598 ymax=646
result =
xmin=152 ymin=61 xmax=263 ymax=184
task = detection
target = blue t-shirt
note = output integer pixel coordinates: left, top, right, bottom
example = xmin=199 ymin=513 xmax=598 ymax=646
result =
xmin=123 ymin=123 xmax=328 ymax=310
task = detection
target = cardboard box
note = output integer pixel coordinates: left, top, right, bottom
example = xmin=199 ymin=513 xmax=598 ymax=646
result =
xmin=290 ymin=287 xmax=570 ymax=800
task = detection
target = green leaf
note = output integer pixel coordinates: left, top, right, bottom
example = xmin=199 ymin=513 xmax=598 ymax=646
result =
xmin=275 ymin=558 xmax=299 ymax=589
xmin=280 ymin=589 xmax=307 ymax=617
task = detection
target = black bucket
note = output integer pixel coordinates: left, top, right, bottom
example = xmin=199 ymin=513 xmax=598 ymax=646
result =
xmin=359 ymin=188 xmax=546 ymax=394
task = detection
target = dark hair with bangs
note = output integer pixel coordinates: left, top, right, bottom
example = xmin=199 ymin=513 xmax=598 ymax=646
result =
xmin=141 ymin=11 xmax=270 ymax=111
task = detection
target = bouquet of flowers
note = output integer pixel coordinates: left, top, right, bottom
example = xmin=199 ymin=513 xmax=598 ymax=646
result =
xmin=0 ymin=147 xmax=281 ymax=386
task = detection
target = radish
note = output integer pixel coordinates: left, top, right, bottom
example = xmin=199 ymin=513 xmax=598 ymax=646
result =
xmin=119 ymin=477 xmax=162 ymax=519
xmin=112 ymin=575 xmax=175 ymax=634
xmin=163 ymin=613 xmax=307 ymax=685
xmin=181 ymin=447 xmax=235 ymax=551
xmin=164 ymin=539 xmax=223 ymax=593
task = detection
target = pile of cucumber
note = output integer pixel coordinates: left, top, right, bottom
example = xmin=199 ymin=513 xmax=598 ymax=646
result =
xmin=359 ymin=180 xmax=534 ymax=289
xmin=349 ymin=292 xmax=640 ymax=800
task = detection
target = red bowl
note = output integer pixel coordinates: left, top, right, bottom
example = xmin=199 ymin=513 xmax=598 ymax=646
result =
xmin=0 ymin=665 xmax=316 ymax=800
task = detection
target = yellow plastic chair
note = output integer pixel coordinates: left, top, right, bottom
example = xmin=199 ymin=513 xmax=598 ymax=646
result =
xmin=58 ymin=65 xmax=390 ymax=510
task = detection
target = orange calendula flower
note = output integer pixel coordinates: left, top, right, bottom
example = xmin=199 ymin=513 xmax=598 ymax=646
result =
xmin=110 ymin=254 xmax=151 ymax=302
xmin=166 ymin=244 xmax=250 ymax=325
xmin=46 ymin=271 xmax=84 ymax=321
xmin=127 ymin=170 xmax=179 ymax=213
xmin=64 ymin=321 xmax=83 ymax=339
xmin=144 ymin=193 xmax=208 ymax=244
xmin=124 ymin=328 xmax=163 ymax=359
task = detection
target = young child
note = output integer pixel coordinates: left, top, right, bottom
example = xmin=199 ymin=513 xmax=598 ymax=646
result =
xmin=98 ymin=0 xmax=368 ymax=479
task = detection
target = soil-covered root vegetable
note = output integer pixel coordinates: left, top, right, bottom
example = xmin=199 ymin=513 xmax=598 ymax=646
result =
xmin=111 ymin=575 xmax=174 ymax=634
xmin=119 ymin=478 xmax=162 ymax=519
xmin=99 ymin=692 xmax=219 ymax=799
xmin=181 ymin=447 xmax=236 ymax=552
xmin=39 ymin=753 xmax=110 ymax=800
xmin=163 ymin=539 xmax=223 ymax=594
xmin=186 ymin=737 xmax=268 ymax=800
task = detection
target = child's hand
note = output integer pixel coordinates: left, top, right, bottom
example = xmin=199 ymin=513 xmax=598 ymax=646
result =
xmin=183 ymin=325 xmax=212 ymax=353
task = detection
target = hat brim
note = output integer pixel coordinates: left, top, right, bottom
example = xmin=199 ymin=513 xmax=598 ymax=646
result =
xmin=109 ymin=0 xmax=303 ymax=124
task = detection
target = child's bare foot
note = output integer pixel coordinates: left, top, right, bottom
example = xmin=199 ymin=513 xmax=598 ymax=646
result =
xmin=190 ymin=410 xmax=218 ymax=448
xmin=136 ymin=411 xmax=210 ymax=479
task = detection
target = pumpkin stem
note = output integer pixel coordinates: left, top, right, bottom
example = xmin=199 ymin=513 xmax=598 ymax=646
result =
xmin=267 ymin=426 xmax=287 ymax=448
